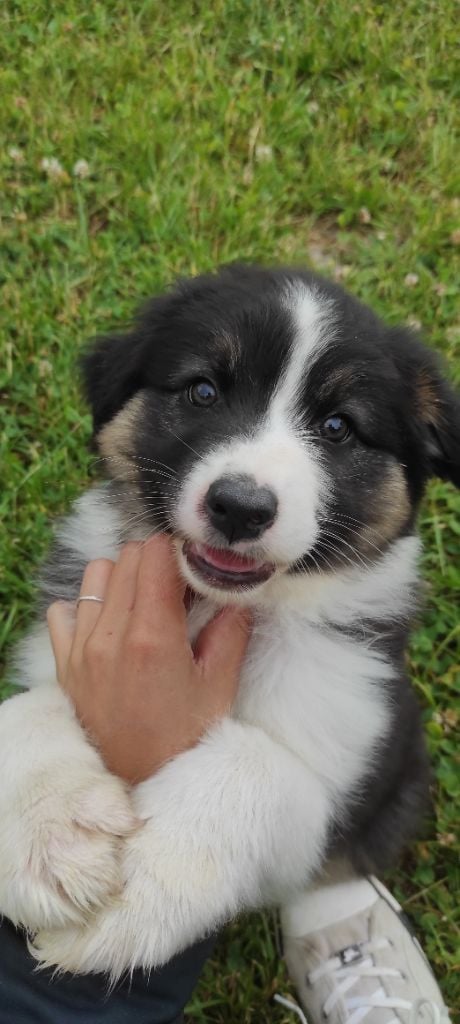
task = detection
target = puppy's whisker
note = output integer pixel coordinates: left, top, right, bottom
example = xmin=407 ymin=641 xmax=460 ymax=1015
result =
xmin=321 ymin=511 xmax=372 ymax=527
xmin=117 ymin=488 xmax=177 ymax=507
xmin=298 ymin=552 xmax=326 ymax=579
xmin=166 ymin=429 xmax=202 ymax=461
xmin=312 ymin=538 xmax=359 ymax=572
xmin=120 ymin=508 xmax=170 ymax=531
xmin=294 ymin=556 xmax=316 ymax=581
xmin=316 ymin=538 xmax=372 ymax=573
xmin=305 ymin=557 xmax=323 ymax=581
xmin=104 ymin=488 xmax=144 ymax=500
xmin=320 ymin=530 xmax=378 ymax=567
xmin=320 ymin=521 xmax=385 ymax=557
xmin=320 ymin=513 xmax=390 ymax=545
xmin=99 ymin=456 xmax=178 ymax=483
xmin=308 ymin=548 xmax=337 ymax=574
xmin=140 ymin=498 xmax=177 ymax=508
xmin=124 ymin=455 xmax=178 ymax=476
xmin=323 ymin=530 xmax=379 ymax=567
xmin=97 ymin=454 xmax=177 ymax=475
xmin=320 ymin=533 xmax=370 ymax=562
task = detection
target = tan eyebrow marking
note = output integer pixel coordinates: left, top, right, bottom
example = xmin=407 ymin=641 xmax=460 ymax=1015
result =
xmin=211 ymin=330 xmax=241 ymax=373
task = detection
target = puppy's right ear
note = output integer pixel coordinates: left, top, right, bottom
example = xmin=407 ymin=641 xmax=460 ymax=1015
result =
xmin=386 ymin=327 xmax=460 ymax=487
xmin=80 ymin=330 xmax=145 ymax=436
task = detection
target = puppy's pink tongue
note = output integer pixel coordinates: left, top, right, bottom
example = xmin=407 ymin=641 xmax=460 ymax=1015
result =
xmin=183 ymin=541 xmax=275 ymax=589
xmin=194 ymin=543 xmax=262 ymax=572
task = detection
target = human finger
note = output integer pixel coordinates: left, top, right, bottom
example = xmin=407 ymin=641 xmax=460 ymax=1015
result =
xmin=131 ymin=535 xmax=187 ymax=638
xmin=96 ymin=542 xmax=142 ymax=628
xmin=72 ymin=559 xmax=114 ymax=655
xmin=195 ymin=607 xmax=252 ymax=710
xmin=47 ymin=601 xmax=76 ymax=685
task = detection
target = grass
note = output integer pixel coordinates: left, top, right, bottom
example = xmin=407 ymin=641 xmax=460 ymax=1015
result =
xmin=1 ymin=0 xmax=459 ymax=1018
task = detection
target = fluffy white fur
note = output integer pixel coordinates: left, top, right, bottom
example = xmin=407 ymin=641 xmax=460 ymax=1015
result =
xmin=0 ymin=285 xmax=422 ymax=977
xmin=277 ymin=283 xmax=336 ymax=415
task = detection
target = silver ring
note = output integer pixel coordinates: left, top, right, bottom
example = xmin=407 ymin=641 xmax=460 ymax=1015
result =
xmin=76 ymin=595 xmax=104 ymax=606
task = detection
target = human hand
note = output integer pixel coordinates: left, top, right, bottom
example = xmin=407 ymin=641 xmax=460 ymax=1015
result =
xmin=47 ymin=536 xmax=251 ymax=783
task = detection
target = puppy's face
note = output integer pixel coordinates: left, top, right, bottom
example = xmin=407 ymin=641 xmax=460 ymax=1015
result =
xmin=83 ymin=266 xmax=460 ymax=602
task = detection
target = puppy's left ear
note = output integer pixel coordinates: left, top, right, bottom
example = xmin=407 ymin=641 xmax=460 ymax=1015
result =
xmin=388 ymin=328 xmax=460 ymax=487
xmin=420 ymin=370 xmax=460 ymax=486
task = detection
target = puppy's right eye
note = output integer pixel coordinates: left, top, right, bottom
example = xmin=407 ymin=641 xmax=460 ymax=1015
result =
xmin=187 ymin=380 xmax=218 ymax=407
xmin=319 ymin=414 xmax=352 ymax=442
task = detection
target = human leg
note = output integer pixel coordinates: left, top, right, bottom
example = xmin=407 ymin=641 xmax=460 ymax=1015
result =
xmin=0 ymin=915 xmax=215 ymax=1024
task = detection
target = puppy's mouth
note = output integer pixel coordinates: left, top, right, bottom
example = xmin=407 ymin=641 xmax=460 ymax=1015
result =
xmin=182 ymin=541 xmax=275 ymax=591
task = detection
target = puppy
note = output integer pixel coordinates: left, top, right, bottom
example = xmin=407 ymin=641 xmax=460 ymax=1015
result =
xmin=2 ymin=264 xmax=459 ymax=979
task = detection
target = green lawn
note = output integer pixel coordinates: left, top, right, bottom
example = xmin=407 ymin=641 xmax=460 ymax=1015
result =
xmin=1 ymin=1 xmax=459 ymax=1019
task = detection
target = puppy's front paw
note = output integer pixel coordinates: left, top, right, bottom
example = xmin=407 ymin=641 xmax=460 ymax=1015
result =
xmin=30 ymin=816 xmax=219 ymax=978
xmin=0 ymin=764 xmax=138 ymax=932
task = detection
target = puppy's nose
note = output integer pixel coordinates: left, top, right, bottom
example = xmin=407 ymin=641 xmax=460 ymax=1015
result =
xmin=206 ymin=475 xmax=278 ymax=543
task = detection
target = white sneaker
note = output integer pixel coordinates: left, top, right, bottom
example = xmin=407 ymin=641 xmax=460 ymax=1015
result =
xmin=278 ymin=876 xmax=451 ymax=1023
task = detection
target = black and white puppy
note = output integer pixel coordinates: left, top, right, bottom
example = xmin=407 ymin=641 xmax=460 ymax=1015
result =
xmin=2 ymin=264 xmax=459 ymax=978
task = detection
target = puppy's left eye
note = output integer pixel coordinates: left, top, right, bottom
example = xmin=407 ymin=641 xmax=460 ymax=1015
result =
xmin=187 ymin=379 xmax=218 ymax=406
xmin=320 ymin=414 xmax=352 ymax=442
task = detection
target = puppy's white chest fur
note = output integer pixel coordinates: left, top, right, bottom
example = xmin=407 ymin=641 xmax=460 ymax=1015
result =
xmin=188 ymin=596 xmax=391 ymax=812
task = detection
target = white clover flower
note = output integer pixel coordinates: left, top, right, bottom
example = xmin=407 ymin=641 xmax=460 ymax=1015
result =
xmin=8 ymin=146 xmax=24 ymax=164
xmin=73 ymin=158 xmax=90 ymax=179
xmin=40 ymin=156 xmax=65 ymax=180
xmin=404 ymin=272 xmax=419 ymax=288
xmin=255 ymin=144 xmax=273 ymax=163
xmin=334 ymin=264 xmax=352 ymax=281
xmin=38 ymin=358 xmax=52 ymax=378
xmin=358 ymin=206 xmax=371 ymax=224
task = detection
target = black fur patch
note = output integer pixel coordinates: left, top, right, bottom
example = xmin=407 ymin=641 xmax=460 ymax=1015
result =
xmin=326 ymin=617 xmax=432 ymax=873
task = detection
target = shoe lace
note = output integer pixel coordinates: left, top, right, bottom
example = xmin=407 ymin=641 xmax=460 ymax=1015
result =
xmin=274 ymin=940 xmax=449 ymax=1024
xmin=274 ymin=993 xmax=309 ymax=1023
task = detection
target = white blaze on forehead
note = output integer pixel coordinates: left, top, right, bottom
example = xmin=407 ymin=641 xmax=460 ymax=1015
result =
xmin=271 ymin=282 xmax=335 ymax=425
xmin=175 ymin=282 xmax=333 ymax=569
